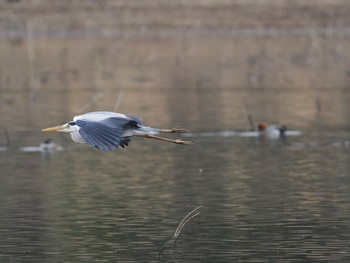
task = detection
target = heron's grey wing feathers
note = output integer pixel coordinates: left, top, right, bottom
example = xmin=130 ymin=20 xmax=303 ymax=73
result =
xmin=76 ymin=117 xmax=131 ymax=151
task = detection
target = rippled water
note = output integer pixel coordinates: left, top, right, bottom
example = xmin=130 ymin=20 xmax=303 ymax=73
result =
xmin=1 ymin=121 xmax=350 ymax=262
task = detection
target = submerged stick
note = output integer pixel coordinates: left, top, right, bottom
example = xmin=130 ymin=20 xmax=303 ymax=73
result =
xmin=172 ymin=208 xmax=201 ymax=252
xmin=112 ymin=90 xmax=125 ymax=112
xmin=315 ymin=95 xmax=322 ymax=117
xmin=246 ymin=113 xmax=255 ymax=131
xmin=158 ymin=206 xmax=203 ymax=260
xmin=243 ymin=99 xmax=255 ymax=131
xmin=78 ymin=92 xmax=104 ymax=113
xmin=3 ymin=127 xmax=11 ymax=147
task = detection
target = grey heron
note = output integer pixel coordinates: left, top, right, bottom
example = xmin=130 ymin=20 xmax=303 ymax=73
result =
xmin=42 ymin=111 xmax=193 ymax=151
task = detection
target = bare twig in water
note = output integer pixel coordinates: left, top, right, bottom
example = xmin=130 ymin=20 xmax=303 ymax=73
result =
xmin=246 ymin=113 xmax=255 ymax=131
xmin=243 ymin=99 xmax=255 ymax=131
xmin=158 ymin=206 xmax=202 ymax=260
xmin=112 ymin=90 xmax=125 ymax=112
xmin=172 ymin=206 xmax=202 ymax=252
xmin=315 ymin=95 xmax=322 ymax=117
xmin=77 ymin=92 xmax=104 ymax=113
xmin=3 ymin=127 xmax=11 ymax=147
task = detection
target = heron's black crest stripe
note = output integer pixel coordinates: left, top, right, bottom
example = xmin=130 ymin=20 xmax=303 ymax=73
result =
xmin=68 ymin=121 xmax=76 ymax=125
xmin=76 ymin=117 xmax=134 ymax=151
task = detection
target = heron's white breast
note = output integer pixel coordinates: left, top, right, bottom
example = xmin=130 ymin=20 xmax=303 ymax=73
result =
xmin=70 ymin=131 xmax=85 ymax=143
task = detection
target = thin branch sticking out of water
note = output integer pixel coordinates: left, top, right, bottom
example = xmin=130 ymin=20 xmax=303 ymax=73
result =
xmin=158 ymin=206 xmax=202 ymax=260
xmin=112 ymin=90 xmax=125 ymax=112
xmin=243 ymin=99 xmax=255 ymax=131
xmin=3 ymin=127 xmax=11 ymax=147
xmin=77 ymin=92 xmax=104 ymax=113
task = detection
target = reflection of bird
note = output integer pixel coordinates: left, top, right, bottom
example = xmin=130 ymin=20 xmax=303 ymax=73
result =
xmin=39 ymin=138 xmax=57 ymax=152
xmin=257 ymin=122 xmax=287 ymax=140
xmin=42 ymin=111 xmax=192 ymax=151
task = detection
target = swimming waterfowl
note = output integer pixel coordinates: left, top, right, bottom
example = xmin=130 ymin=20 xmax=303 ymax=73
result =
xmin=257 ymin=122 xmax=287 ymax=140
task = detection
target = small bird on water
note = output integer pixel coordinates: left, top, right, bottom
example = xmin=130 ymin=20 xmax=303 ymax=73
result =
xmin=257 ymin=122 xmax=287 ymax=140
xmin=42 ymin=111 xmax=193 ymax=151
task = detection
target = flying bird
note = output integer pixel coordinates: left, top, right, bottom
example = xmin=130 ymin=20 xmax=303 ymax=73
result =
xmin=42 ymin=111 xmax=193 ymax=151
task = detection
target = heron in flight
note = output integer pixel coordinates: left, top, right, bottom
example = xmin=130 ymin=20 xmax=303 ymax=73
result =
xmin=42 ymin=111 xmax=193 ymax=151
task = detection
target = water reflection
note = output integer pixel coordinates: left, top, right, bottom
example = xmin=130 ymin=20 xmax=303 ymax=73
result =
xmin=184 ymin=129 xmax=302 ymax=138
xmin=20 ymin=138 xmax=64 ymax=153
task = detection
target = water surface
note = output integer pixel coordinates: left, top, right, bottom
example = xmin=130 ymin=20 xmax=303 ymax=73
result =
xmin=1 ymin=111 xmax=350 ymax=262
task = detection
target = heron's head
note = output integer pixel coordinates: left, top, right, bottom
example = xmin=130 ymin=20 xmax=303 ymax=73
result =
xmin=42 ymin=121 xmax=78 ymax=133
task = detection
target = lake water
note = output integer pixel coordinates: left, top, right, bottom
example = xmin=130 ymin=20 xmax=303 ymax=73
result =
xmin=1 ymin=88 xmax=350 ymax=262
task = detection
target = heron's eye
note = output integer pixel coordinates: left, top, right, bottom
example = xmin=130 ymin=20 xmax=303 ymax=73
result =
xmin=68 ymin=121 xmax=76 ymax=126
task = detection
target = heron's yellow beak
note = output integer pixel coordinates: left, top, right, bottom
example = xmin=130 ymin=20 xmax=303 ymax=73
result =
xmin=41 ymin=125 xmax=66 ymax=132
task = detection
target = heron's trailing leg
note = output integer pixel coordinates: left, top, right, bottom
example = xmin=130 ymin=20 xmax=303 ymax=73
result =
xmin=160 ymin=126 xmax=192 ymax=134
xmin=135 ymin=134 xmax=193 ymax=145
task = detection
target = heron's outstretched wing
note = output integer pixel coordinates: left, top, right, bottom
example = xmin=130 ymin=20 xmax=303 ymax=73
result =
xmin=76 ymin=117 xmax=133 ymax=151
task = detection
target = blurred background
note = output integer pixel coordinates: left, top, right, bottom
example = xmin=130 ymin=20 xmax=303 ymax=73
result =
xmin=1 ymin=1 xmax=350 ymax=262
xmin=2 ymin=0 xmax=350 ymax=135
